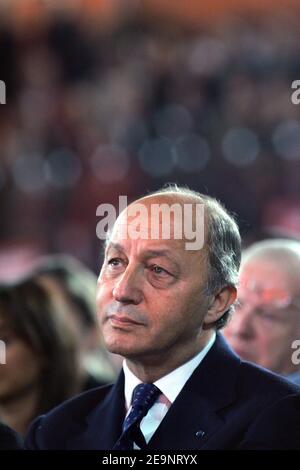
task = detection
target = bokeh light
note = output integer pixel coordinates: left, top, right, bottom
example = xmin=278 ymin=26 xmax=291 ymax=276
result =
xmin=12 ymin=154 xmax=46 ymax=193
xmin=222 ymin=127 xmax=260 ymax=167
xmin=173 ymin=134 xmax=210 ymax=172
xmin=138 ymin=138 xmax=175 ymax=177
xmin=272 ymin=120 xmax=300 ymax=161
xmin=44 ymin=148 xmax=82 ymax=189
xmin=90 ymin=144 xmax=130 ymax=183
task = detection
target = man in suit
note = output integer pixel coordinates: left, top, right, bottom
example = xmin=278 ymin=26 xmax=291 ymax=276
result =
xmin=224 ymin=238 xmax=300 ymax=387
xmin=26 ymin=186 xmax=300 ymax=450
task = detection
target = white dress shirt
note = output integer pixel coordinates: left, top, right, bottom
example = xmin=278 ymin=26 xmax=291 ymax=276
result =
xmin=123 ymin=332 xmax=216 ymax=446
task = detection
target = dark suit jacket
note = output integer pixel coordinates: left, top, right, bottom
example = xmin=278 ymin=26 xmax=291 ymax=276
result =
xmin=0 ymin=422 xmax=23 ymax=450
xmin=25 ymin=334 xmax=300 ymax=450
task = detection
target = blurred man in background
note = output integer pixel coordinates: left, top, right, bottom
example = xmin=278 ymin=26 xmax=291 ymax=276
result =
xmin=224 ymin=239 xmax=300 ymax=386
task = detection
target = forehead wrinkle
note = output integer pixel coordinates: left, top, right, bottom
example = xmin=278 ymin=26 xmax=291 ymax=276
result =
xmin=105 ymin=242 xmax=125 ymax=254
xmin=106 ymin=196 xmax=209 ymax=276
xmin=114 ymin=199 xmax=208 ymax=248
xmin=107 ymin=240 xmax=184 ymax=264
xmin=139 ymin=249 xmax=182 ymax=272
xmin=241 ymin=259 xmax=290 ymax=290
xmin=246 ymin=253 xmax=300 ymax=292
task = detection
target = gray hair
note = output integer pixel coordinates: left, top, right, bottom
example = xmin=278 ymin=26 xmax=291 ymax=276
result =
xmin=147 ymin=184 xmax=242 ymax=329
xmin=242 ymin=238 xmax=300 ymax=274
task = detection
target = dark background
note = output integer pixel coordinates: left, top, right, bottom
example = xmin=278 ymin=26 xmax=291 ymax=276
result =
xmin=1 ymin=0 xmax=300 ymax=278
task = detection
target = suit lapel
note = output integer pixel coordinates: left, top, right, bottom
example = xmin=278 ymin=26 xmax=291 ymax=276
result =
xmin=66 ymin=335 xmax=240 ymax=450
xmin=67 ymin=372 xmax=125 ymax=450
xmin=148 ymin=334 xmax=241 ymax=450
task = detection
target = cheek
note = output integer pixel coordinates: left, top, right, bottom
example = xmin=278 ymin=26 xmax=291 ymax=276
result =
xmin=149 ymin=292 xmax=199 ymax=335
xmin=9 ymin=340 xmax=39 ymax=368
xmin=258 ymin=331 xmax=293 ymax=371
xmin=269 ymin=326 xmax=295 ymax=348
xmin=7 ymin=347 xmax=34 ymax=369
xmin=258 ymin=329 xmax=290 ymax=362
xmin=96 ymin=282 xmax=112 ymax=311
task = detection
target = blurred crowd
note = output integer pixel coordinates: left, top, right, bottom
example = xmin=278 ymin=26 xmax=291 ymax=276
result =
xmin=1 ymin=6 xmax=300 ymax=445
xmin=1 ymin=11 xmax=300 ymax=273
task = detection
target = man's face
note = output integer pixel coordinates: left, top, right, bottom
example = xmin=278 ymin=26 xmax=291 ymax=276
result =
xmin=96 ymin=198 xmax=212 ymax=367
xmin=223 ymin=258 xmax=300 ymax=375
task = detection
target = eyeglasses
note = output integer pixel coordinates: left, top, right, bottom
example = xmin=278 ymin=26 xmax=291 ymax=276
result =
xmin=235 ymin=281 xmax=300 ymax=326
xmin=238 ymin=280 xmax=300 ymax=310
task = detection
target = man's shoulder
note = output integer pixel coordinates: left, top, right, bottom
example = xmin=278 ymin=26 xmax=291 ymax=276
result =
xmin=238 ymin=359 xmax=300 ymax=402
xmin=52 ymin=384 xmax=113 ymax=415
xmin=234 ymin=362 xmax=300 ymax=449
xmin=206 ymin=334 xmax=300 ymax=399
xmin=287 ymin=370 xmax=300 ymax=387
xmin=25 ymin=384 xmax=114 ymax=449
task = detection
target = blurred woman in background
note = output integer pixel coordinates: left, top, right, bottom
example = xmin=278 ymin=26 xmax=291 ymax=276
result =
xmin=0 ymin=420 xmax=23 ymax=449
xmin=0 ymin=278 xmax=81 ymax=436
xmin=33 ymin=254 xmax=120 ymax=388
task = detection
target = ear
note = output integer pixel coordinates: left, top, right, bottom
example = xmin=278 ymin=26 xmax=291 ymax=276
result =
xmin=203 ymin=286 xmax=237 ymax=328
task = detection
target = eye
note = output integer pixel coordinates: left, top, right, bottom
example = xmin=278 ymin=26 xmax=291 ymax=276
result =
xmin=150 ymin=265 xmax=171 ymax=277
xmin=257 ymin=309 xmax=279 ymax=323
xmin=107 ymin=258 xmax=123 ymax=268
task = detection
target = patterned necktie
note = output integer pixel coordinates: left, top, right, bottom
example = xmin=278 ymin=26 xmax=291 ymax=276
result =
xmin=113 ymin=383 xmax=161 ymax=450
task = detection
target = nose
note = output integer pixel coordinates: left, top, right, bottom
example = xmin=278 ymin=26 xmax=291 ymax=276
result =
xmin=228 ymin=304 xmax=256 ymax=340
xmin=112 ymin=265 xmax=143 ymax=305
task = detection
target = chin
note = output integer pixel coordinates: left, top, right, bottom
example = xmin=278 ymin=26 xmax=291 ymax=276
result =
xmin=103 ymin=327 xmax=144 ymax=355
xmin=104 ymin=336 xmax=136 ymax=356
xmin=106 ymin=340 xmax=149 ymax=360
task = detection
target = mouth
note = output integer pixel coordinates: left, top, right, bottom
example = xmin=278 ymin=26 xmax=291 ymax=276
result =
xmin=108 ymin=314 xmax=144 ymax=329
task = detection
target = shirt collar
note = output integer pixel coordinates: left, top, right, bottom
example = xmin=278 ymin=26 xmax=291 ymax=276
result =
xmin=123 ymin=332 xmax=216 ymax=409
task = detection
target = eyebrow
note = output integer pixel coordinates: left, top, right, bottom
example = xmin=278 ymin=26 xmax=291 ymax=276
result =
xmin=105 ymin=243 xmax=125 ymax=255
xmin=105 ymin=243 xmax=180 ymax=268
